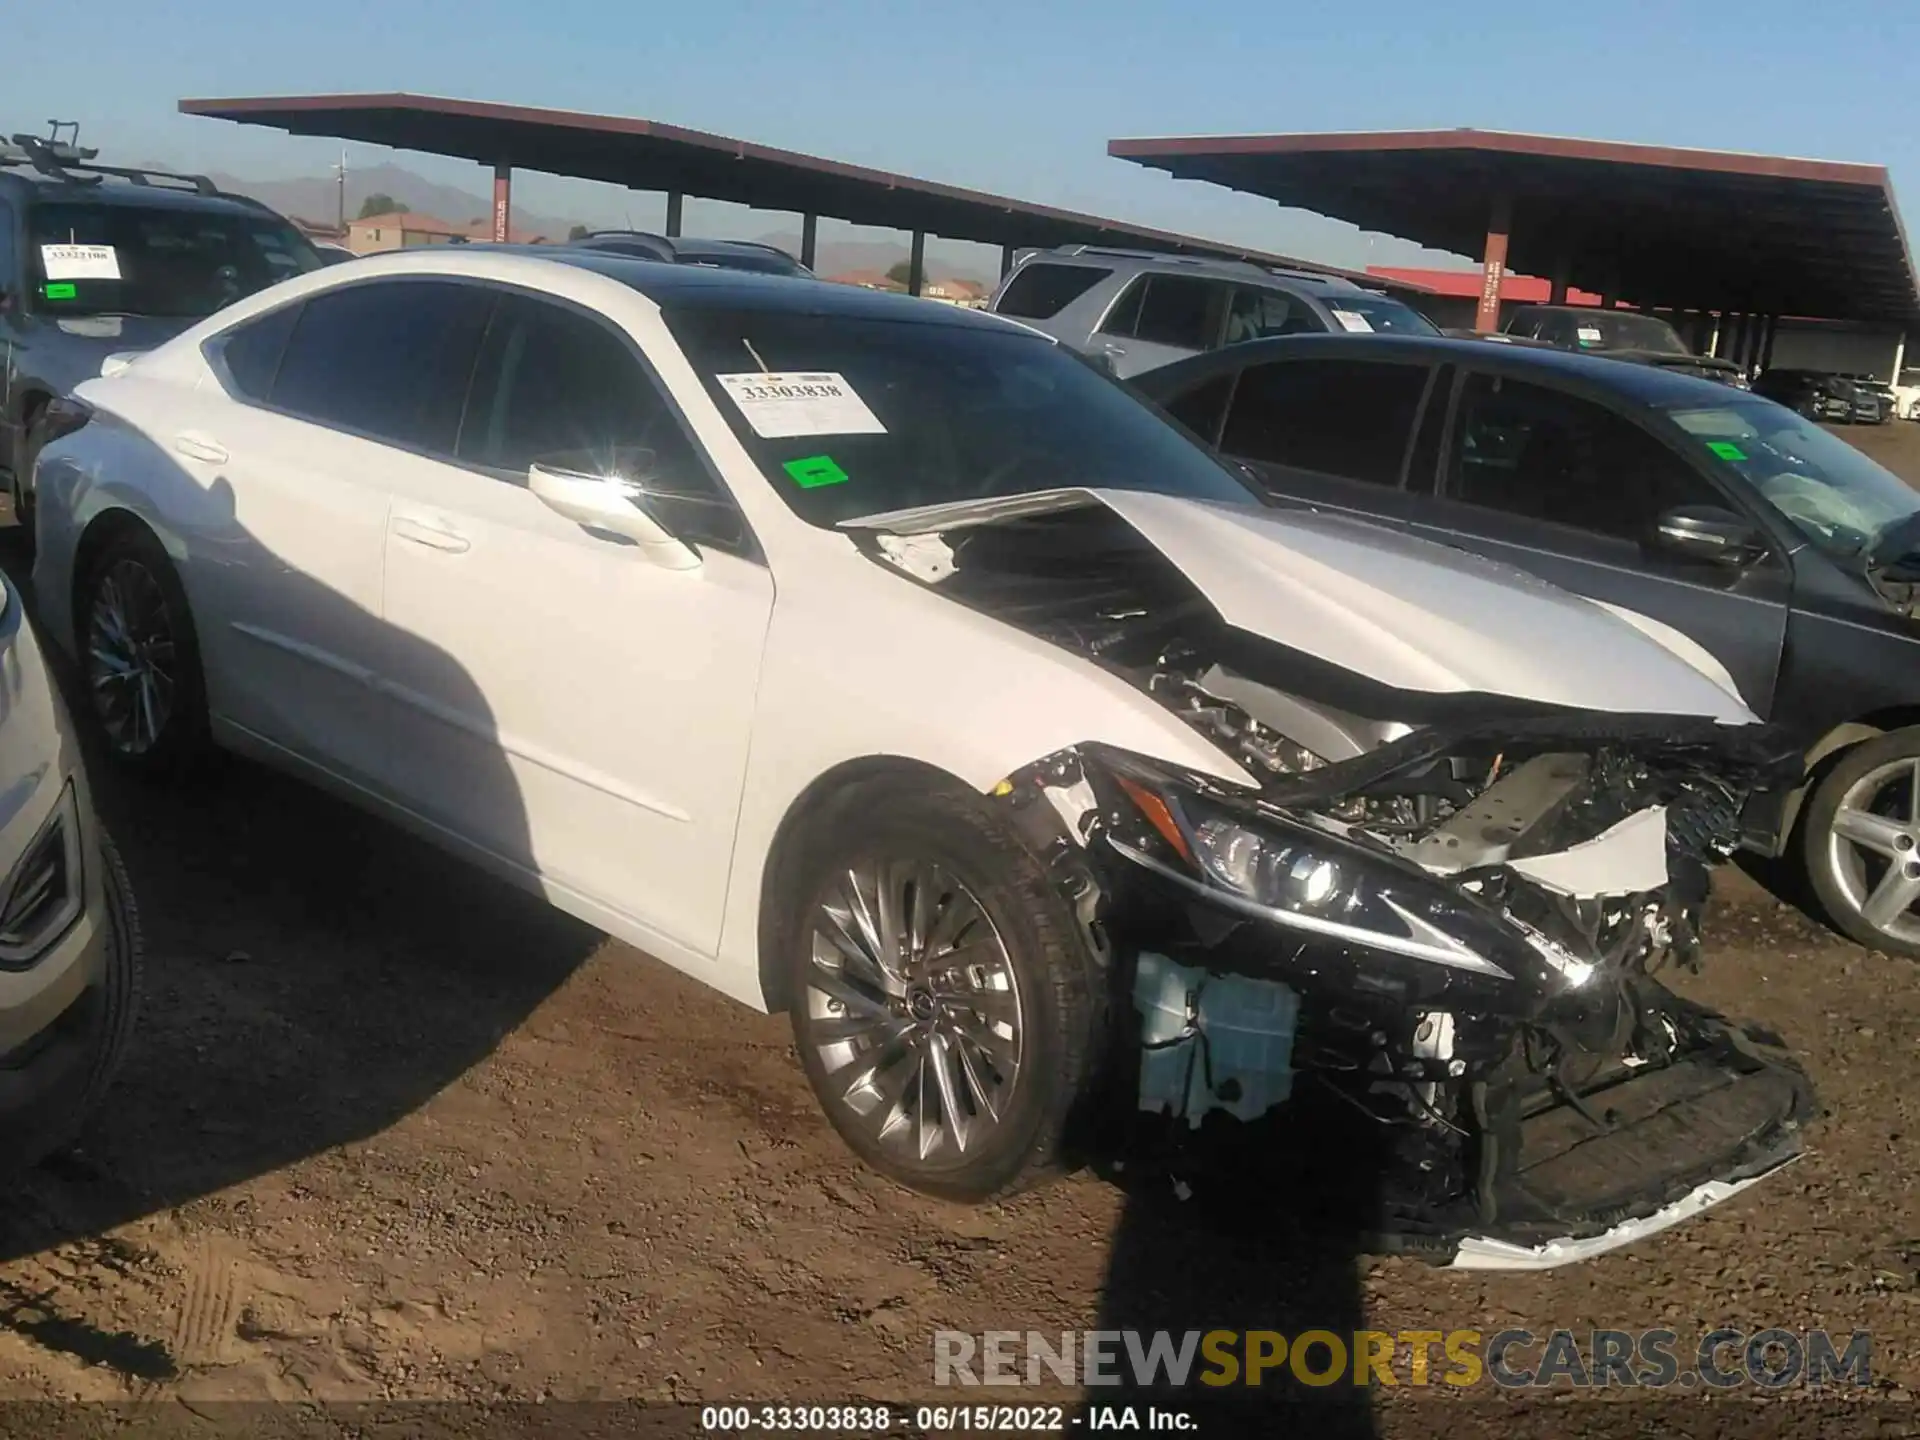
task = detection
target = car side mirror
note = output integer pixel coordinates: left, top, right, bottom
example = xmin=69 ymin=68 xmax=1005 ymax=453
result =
xmin=527 ymin=463 xmax=702 ymax=571
xmin=1650 ymin=504 xmax=1764 ymax=566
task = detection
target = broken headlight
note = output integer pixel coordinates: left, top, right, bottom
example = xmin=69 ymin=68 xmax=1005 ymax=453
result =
xmin=1106 ymin=772 xmax=1520 ymax=982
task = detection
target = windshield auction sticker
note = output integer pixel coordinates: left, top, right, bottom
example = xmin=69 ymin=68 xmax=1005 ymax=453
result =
xmin=1330 ymin=309 xmax=1374 ymax=333
xmin=716 ymin=372 xmax=886 ymax=439
xmin=40 ymin=244 xmax=121 ymax=281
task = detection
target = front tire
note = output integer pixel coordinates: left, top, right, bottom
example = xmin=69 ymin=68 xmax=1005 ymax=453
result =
xmin=782 ymin=777 xmax=1100 ymax=1202
xmin=78 ymin=528 xmax=212 ymax=778
xmin=1802 ymin=727 xmax=1920 ymax=958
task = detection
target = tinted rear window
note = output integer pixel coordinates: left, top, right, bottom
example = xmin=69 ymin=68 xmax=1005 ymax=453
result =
xmin=993 ymin=263 xmax=1111 ymax=320
xmin=270 ymin=279 xmax=492 ymax=452
xmin=1220 ymin=358 xmax=1430 ymax=486
xmin=1132 ymin=275 xmax=1229 ymax=350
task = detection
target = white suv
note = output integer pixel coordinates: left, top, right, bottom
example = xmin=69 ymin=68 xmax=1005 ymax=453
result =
xmin=32 ymin=246 xmax=1809 ymax=1265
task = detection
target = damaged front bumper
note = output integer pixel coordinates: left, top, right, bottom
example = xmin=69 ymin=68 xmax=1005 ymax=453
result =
xmin=995 ymin=717 xmax=1813 ymax=1269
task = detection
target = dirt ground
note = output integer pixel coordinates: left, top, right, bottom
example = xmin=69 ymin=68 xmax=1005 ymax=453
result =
xmin=5 ymin=421 xmax=1920 ymax=1438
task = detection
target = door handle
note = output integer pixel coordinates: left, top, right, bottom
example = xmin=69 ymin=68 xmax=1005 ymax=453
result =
xmin=391 ymin=515 xmax=471 ymax=554
xmin=173 ymin=434 xmax=229 ymax=464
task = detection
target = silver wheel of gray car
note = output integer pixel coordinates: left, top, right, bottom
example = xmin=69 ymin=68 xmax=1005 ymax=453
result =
xmin=1825 ymin=758 xmax=1920 ymax=946
xmin=802 ymin=857 xmax=1026 ymax=1165
xmin=87 ymin=556 xmax=179 ymax=757
xmin=1803 ymin=727 xmax=1920 ymax=958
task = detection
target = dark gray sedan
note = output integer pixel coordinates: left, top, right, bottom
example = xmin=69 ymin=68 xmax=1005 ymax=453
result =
xmin=1136 ymin=334 xmax=1920 ymax=957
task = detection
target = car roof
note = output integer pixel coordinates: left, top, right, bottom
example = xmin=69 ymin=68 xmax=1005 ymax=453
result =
xmin=0 ymin=175 xmax=281 ymax=221
xmin=577 ymin=231 xmax=798 ymax=261
xmin=1507 ymin=303 xmax=1681 ymax=328
xmin=1131 ymin=332 xmax=1751 ymax=408
xmin=1014 ymin=245 xmax=1364 ymax=293
xmin=350 ymin=244 xmax=1023 ymax=332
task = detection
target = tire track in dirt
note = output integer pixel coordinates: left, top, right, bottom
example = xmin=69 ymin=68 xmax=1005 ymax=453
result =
xmin=168 ymin=1236 xmax=242 ymax=1370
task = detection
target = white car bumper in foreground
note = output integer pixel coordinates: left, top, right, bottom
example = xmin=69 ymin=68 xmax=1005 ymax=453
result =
xmin=1449 ymin=1156 xmax=1798 ymax=1270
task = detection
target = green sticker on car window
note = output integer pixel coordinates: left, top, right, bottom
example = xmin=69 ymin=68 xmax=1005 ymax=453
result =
xmin=1707 ymin=441 xmax=1747 ymax=461
xmin=42 ymin=282 xmax=77 ymax=300
xmin=783 ymin=455 xmax=850 ymax=489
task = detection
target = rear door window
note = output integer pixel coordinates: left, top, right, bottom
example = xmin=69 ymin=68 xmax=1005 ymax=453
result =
xmin=1218 ymin=358 xmax=1430 ymax=486
xmin=993 ymin=263 xmax=1111 ymax=320
xmin=1130 ymin=275 xmax=1230 ymax=350
xmin=269 ymin=279 xmax=493 ymax=454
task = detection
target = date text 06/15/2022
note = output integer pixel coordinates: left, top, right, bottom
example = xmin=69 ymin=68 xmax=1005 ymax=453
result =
xmin=698 ymin=1403 xmax=1191 ymax=1432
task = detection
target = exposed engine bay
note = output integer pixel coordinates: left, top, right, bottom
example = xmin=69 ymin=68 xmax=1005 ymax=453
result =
xmin=851 ymin=497 xmax=1813 ymax=1268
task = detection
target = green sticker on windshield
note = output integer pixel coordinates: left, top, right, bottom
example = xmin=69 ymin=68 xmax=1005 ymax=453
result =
xmin=1707 ymin=441 xmax=1747 ymax=461
xmin=42 ymin=282 xmax=76 ymax=301
xmin=783 ymin=454 xmax=850 ymax=489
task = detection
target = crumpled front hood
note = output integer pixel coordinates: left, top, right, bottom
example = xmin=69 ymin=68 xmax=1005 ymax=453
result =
xmin=843 ymin=488 xmax=1754 ymax=724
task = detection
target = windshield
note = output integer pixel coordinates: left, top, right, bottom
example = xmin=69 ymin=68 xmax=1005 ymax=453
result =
xmin=1570 ymin=311 xmax=1689 ymax=355
xmin=1669 ymin=398 xmax=1920 ymax=559
xmin=28 ymin=200 xmax=321 ymax=318
xmin=664 ymin=307 xmax=1263 ymax=525
xmin=1319 ymin=293 xmax=1440 ymax=336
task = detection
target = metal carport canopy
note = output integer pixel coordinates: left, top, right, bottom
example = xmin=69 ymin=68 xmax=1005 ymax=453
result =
xmin=1107 ymin=127 xmax=1919 ymax=322
xmin=176 ymin=92 xmax=1424 ymax=292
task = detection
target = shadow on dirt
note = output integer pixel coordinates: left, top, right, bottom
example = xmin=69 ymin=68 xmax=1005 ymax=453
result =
xmin=0 ymin=512 xmax=602 ymax=1267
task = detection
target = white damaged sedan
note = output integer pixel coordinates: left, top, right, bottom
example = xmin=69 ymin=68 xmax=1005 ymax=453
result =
xmin=30 ymin=248 xmax=1809 ymax=1264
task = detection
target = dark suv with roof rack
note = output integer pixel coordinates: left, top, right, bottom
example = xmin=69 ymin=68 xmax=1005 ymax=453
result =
xmin=566 ymin=230 xmax=812 ymax=277
xmin=0 ymin=126 xmax=321 ymax=543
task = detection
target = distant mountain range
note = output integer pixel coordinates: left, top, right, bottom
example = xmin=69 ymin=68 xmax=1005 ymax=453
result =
xmin=198 ymin=161 xmax=991 ymax=283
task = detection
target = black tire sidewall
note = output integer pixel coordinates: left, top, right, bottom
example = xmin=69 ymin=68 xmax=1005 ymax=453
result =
xmin=0 ymin=828 xmax=142 ymax=1176
xmin=80 ymin=529 xmax=211 ymax=777
xmin=782 ymin=779 xmax=1097 ymax=1203
xmin=1801 ymin=726 xmax=1920 ymax=957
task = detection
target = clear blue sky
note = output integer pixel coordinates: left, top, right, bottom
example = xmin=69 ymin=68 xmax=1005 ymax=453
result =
xmin=14 ymin=0 xmax=1920 ymax=276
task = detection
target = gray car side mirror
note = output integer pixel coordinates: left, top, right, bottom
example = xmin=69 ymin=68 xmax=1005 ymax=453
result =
xmin=1650 ymin=505 xmax=1765 ymax=567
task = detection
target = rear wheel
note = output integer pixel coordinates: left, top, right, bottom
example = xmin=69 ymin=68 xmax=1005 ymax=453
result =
xmin=782 ymin=778 xmax=1100 ymax=1202
xmin=78 ymin=528 xmax=212 ymax=778
xmin=1803 ymin=727 xmax=1920 ymax=958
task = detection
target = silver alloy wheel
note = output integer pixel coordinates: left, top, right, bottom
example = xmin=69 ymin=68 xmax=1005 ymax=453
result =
xmin=86 ymin=558 xmax=177 ymax=756
xmin=1827 ymin=756 xmax=1920 ymax=947
xmin=804 ymin=858 xmax=1024 ymax=1165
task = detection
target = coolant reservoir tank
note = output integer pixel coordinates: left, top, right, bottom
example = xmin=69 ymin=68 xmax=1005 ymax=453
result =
xmin=1133 ymin=951 xmax=1298 ymax=1128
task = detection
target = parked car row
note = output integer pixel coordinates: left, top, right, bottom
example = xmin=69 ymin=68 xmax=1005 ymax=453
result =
xmin=1752 ymin=368 xmax=1893 ymax=425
